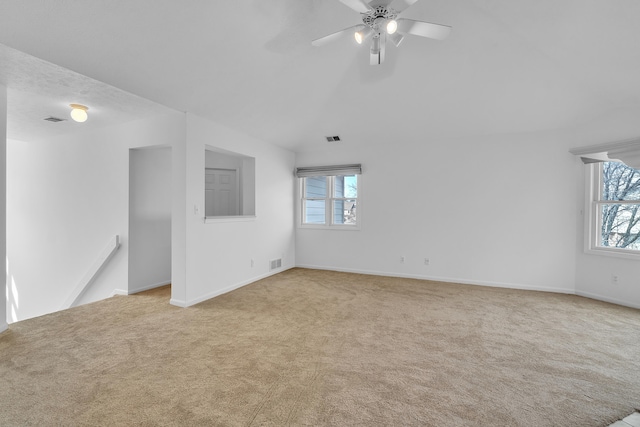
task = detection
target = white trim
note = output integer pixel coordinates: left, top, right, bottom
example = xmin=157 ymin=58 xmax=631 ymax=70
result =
xmin=584 ymin=246 xmax=640 ymax=261
xmin=130 ymin=281 xmax=171 ymax=295
xmin=569 ymin=137 xmax=640 ymax=156
xmin=111 ymin=281 xmax=171 ymax=297
xmin=62 ymin=235 xmax=120 ymax=309
xmin=133 ymin=281 xmax=171 ymax=293
xmin=295 ymin=264 xmax=575 ymax=295
xmin=575 ymin=290 xmax=640 ymax=310
xmin=204 ymin=215 xmax=256 ymax=223
xmin=170 ymin=298 xmax=187 ymax=308
xmin=299 ymin=224 xmax=361 ymax=231
xmin=181 ymin=267 xmax=294 ymax=307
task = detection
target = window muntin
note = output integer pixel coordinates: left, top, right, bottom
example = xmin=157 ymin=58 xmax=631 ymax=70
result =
xmin=592 ymin=162 xmax=640 ymax=252
xmin=301 ymin=175 xmax=359 ymax=227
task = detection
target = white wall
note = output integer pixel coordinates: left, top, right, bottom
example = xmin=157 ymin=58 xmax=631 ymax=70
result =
xmin=7 ymin=112 xmax=185 ymax=322
xmin=128 ymin=147 xmax=172 ymax=293
xmin=173 ymin=113 xmax=296 ymax=306
xmin=296 ymin=132 xmax=578 ymax=294
xmin=0 ymin=84 xmax=7 ymax=333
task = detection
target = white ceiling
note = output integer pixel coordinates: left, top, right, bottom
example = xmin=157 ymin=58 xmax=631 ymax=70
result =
xmin=0 ymin=44 xmax=175 ymax=142
xmin=1 ymin=0 xmax=640 ymax=151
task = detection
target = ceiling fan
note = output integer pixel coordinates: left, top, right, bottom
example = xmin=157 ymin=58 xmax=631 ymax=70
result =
xmin=312 ymin=0 xmax=451 ymax=65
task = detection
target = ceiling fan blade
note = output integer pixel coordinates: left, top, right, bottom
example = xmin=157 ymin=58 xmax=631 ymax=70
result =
xmin=339 ymin=0 xmax=372 ymax=13
xmin=388 ymin=32 xmax=404 ymax=47
xmin=312 ymin=25 xmax=364 ymax=47
xmin=388 ymin=0 xmax=419 ymax=12
xmin=396 ymin=18 xmax=451 ymax=40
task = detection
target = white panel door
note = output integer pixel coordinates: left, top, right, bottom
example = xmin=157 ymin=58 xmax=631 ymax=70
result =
xmin=205 ymin=168 xmax=239 ymax=216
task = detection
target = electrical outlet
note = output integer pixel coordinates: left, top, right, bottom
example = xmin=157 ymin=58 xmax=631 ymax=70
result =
xmin=400 ymin=256 xmax=405 ymax=264
xmin=251 ymin=259 xmax=254 ymax=268
xmin=424 ymin=258 xmax=430 ymax=266
xmin=612 ymin=274 xmax=619 ymax=285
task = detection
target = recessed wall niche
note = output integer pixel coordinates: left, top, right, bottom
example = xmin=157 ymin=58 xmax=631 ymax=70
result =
xmin=204 ymin=146 xmax=255 ymax=218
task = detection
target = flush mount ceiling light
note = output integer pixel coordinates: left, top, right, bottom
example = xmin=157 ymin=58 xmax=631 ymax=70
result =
xmin=312 ymin=0 xmax=451 ymax=65
xmin=69 ymin=104 xmax=89 ymax=122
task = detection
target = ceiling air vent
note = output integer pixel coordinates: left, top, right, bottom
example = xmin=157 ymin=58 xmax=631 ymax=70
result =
xmin=44 ymin=116 xmax=66 ymax=122
xmin=326 ymin=135 xmax=341 ymax=142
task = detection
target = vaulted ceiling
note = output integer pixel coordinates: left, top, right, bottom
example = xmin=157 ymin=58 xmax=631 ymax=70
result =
xmin=1 ymin=0 xmax=640 ymax=151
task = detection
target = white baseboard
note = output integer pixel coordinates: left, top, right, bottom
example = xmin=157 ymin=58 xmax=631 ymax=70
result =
xmin=170 ymin=298 xmax=187 ymax=308
xmin=130 ymin=280 xmax=171 ymax=295
xmin=111 ymin=281 xmax=171 ymax=297
xmin=575 ymin=290 xmax=640 ymax=310
xmin=111 ymin=289 xmax=128 ymax=297
xmin=183 ymin=267 xmax=293 ymax=307
xmin=295 ymin=264 xmax=576 ymax=295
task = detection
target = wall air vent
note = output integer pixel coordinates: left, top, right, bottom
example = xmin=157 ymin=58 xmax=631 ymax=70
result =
xmin=326 ymin=135 xmax=341 ymax=142
xmin=44 ymin=116 xmax=66 ymax=122
xmin=269 ymin=258 xmax=282 ymax=271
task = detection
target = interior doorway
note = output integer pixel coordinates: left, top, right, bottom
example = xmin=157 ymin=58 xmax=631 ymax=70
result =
xmin=128 ymin=146 xmax=172 ymax=296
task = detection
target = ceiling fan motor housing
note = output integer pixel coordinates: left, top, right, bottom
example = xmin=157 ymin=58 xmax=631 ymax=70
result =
xmin=362 ymin=6 xmax=398 ymax=36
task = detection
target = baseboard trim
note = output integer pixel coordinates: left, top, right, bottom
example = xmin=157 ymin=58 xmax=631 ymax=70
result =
xmin=295 ymin=264 xmax=576 ymax=295
xmin=575 ymin=290 xmax=640 ymax=310
xmin=170 ymin=298 xmax=187 ymax=308
xmin=0 ymin=322 xmax=7 ymax=334
xmin=130 ymin=281 xmax=171 ymax=295
xmin=184 ymin=267 xmax=293 ymax=307
xmin=111 ymin=281 xmax=171 ymax=297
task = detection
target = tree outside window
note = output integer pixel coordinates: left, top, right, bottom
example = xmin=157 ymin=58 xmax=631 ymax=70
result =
xmin=598 ymin=162 xmax=640 ymax=250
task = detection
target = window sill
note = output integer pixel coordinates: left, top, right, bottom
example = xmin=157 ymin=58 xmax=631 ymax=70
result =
xmin=204 ymin=215 xmax=256 ymax=224
xmin=585 ymin=246 xmax=640 ymax=261
xmin=298 ymin=224 xmax=360 ymax=231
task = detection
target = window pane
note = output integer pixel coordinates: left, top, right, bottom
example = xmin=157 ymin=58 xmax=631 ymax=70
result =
xmin=305 ymin=176 xmax=327 ymax=198
xmin=304 ymin=199 xmax=325 ymax=224
xmin=334 ymin=175 xmax=357 ymax=198
xmin=600 ymin=203 xmax=640 ymax=249
xmin=333 ymin=199 xmax=357 ymax=225
xmin=602 ymin=162 xmax=640 ymax=201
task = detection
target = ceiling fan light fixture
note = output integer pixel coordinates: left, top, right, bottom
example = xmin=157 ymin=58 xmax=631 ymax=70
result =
xmin=354 ymin=27 xmax=372 ymax=44
xmin=371 ymin=36 xmax=381 ymax=54
xmin=386 ymin=19 xmax=398 ymax=35
xmin=69 ymin=104 xmax=89 ymax=123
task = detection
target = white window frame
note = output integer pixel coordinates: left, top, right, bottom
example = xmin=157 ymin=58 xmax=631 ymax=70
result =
xmin=584 ymin=162 xmax=640 ymax=260
xmin=299 ymin=175 xmax=361 ymax=230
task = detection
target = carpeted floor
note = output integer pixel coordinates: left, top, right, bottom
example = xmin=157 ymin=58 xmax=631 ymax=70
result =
xmin=1 ymin=268 xmax=639 ymax=426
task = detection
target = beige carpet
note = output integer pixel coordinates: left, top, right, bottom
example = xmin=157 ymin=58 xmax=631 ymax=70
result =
xmin=1 ymin=268 xmax=639 ymax=426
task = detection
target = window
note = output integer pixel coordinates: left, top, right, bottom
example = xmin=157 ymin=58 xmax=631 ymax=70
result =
xmin=301 ymin=175 xmax=358 ymax=227
xmin=296 ymin=164 xmax=362 ymax=229
xmin=587 ymin=161 xmax=640 ymax=256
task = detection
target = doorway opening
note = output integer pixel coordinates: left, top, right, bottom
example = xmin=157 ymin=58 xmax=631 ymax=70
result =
xmin=128 ymin=146 xmax=172 ymax=297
